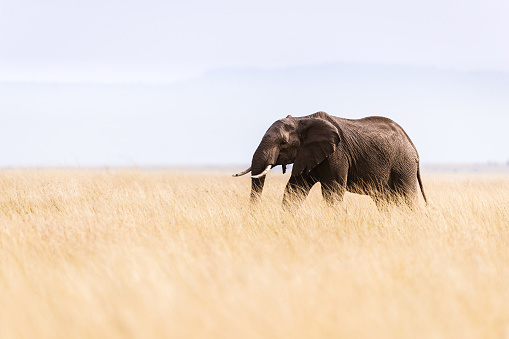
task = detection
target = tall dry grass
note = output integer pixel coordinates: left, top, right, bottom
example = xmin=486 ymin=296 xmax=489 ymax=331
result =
xmin=0 ymin=169 xmax=508 ymax=338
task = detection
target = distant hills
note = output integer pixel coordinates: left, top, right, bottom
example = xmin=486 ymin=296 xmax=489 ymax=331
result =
xmin=1 ymin=62 xmax=508 ymax=167
xmin=421 ymin=162 xmax=509 ymax=173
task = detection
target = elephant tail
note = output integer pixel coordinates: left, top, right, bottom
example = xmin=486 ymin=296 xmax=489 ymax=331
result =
xmin=417 ymin=165 xmax=427 ymax=205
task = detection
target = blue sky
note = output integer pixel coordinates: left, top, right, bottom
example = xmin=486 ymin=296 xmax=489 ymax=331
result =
xmin=1 ymin=0 xmax=508 ymax=166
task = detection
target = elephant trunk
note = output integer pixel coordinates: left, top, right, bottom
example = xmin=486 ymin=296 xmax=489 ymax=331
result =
xmin=250 ymin=138 xmax=278 ymax=203
xmin=250 ymin=176 xmax=266 ymax=203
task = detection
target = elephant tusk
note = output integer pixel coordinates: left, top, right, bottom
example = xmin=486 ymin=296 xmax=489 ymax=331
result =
xmin=232 ymin=166 xmax=252 ymax=177
xmin=251 ymin=165 xmax=272 ymax=178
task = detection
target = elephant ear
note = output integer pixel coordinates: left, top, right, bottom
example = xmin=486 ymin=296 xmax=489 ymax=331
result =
xmin=292 ymin=118 xmax=340 ymax=177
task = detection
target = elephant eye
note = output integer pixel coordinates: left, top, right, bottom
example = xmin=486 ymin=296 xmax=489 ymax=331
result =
xmin=280 ymin=140 xmax=288 ymax=146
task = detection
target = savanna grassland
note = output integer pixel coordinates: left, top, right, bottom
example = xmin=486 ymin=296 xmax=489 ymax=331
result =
xmin=0 ymin=169 xmax=508 ymax=339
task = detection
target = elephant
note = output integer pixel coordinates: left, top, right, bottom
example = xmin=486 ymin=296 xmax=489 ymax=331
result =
xmin=233 ymin=111 xmax=427 ymax=209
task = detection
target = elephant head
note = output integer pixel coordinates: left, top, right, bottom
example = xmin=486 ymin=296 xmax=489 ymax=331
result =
xmin=233 ymin=114 xmax=341 ymax=202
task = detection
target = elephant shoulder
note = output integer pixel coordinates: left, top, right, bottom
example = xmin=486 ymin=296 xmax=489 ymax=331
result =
xmin=361 ymin=116 xmax=397 ymax=125
xmin=308 ymin=111 xmax=332 ymax=120
xmin=360 ymin=116 xmax=406 ymax=134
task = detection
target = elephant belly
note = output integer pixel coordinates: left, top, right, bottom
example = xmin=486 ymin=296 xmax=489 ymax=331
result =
xmin=346 ymin=171 xmax=391 ymax=195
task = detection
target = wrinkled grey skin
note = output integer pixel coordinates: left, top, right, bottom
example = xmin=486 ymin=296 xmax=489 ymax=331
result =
xmin=245 ymin=111 xmax=427 ymax=209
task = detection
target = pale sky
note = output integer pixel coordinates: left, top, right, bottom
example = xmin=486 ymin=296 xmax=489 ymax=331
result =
xmin=1 ymin=0 xmax=508 ymax=167
xmin=2 ymin=0 xmax=509 ymax=83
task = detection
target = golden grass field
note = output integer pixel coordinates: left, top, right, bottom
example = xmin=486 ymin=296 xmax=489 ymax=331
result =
xmin=0 ymin=169 xmax=508 ymax=338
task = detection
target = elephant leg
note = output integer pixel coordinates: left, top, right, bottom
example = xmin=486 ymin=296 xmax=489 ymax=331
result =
xmin=316 ymin=157 xmax=348 ymax=207
xmin=282 ymin=174 xmax=318 ymax=209
xmin=372 ymin=193 xmax=392 ymax=212
xmin=321 ymin=181 xmax=345 ymax=207
xmin=389 ymin=169 xmax=419 ymax=207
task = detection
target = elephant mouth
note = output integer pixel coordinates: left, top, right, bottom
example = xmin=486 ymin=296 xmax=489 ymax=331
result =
xmin=251 ymin=165 xmax=273 ymax=178
xmin=252 ymin=163 xmax=290 ymax=178
xmin=233 ymin=163 xmax=291 ymax=178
